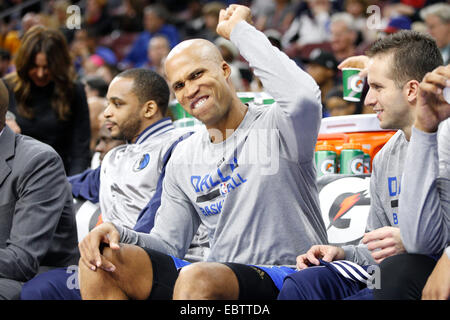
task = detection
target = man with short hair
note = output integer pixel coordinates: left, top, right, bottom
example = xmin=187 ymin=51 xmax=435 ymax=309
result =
xmin=373 ymin=64 xmax=450 ymax=300
xmin=277 ymin=30 xmax=446 ymax=300
xmin=77 ymin=4 xmax=327 ymax=300
xmin=0 ymin=79 xmax=78 ymax=300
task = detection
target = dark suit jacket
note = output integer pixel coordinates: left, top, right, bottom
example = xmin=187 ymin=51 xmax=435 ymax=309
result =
xmin=0 ymin=126 xmax=79 ymax=282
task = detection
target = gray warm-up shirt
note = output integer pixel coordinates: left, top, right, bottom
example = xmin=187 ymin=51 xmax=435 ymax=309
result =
xmin=398 ymin=119 xmax=450 ymax=255
xmin=115 ymin=21 xmax=328 ymax=266
xmin=342 ymin=130 xmax=408 ymax=265
xmin=342 ymin=119 xmax=450 ymax=265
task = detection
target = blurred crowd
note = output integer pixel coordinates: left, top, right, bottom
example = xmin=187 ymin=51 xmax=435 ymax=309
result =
xmin=1 ymin=0 xmax=449 ymax=133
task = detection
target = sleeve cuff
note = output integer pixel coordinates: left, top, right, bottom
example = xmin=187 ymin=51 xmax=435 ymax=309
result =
xmin=411 ymin=125 xmax=438 ymax=145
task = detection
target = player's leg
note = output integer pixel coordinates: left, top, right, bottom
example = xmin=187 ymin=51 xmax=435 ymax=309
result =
xmin=21 ymin=267 xmax=82 ymax=300
xmin=373 ymin=253 xmax=437 ymax=300
xmin=173 ymin=262 xmax=287 ymax=300
xmin=79 ymin=244 xmax=181 ymax=300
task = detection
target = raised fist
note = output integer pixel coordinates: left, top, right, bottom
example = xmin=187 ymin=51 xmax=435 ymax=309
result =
xmin=216 ymin=4 xmax=252 ymax=40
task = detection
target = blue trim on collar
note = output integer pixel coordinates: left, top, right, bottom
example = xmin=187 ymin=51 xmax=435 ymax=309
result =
xmin=135 ymin=117 xmax=174 ymax=144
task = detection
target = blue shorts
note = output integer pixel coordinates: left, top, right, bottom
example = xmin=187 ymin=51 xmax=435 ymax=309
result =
xmin=21 ymin=267 xmax=81 ymax=300
xmin=277 ymin=259 xmax=374 ymax=300
xmin=251 ymin=265 xmax=296 ymax=291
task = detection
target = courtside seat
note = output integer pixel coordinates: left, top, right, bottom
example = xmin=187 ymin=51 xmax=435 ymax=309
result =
xmin=317 ymin=173 xmax=371 ymax=246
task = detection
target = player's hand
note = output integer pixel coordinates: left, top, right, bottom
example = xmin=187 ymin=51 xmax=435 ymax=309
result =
xmin=78 ymin=222 xmax=121 ymax=272
xmin=422 ymin=252 xmax=450 ymax=300
xmin=296 ymin=245 xmax=345 ymax=270
xmin=338 ymin=55 xmax=371 ymax=78
xmin=362 ymin=226 xmax=405 ymax=264
xmin=216 ymin=4 xmax=252 ymax=40
xmin=415 ymin=64 xmax=450 ymax=133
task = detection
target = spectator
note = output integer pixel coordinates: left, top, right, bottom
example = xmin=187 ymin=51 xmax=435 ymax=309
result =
xmin=325 ymin=86 xmax=359 ymax=117
xmin=304 ymin=48 xmax=339 ymax=111
xmin=86 ymin=96 xmax=107 ymax=154
xmin=82 ymin=76 xmax=108 ymax=153
xmin=20 ymin=68 xmax=198 ymax=300
xmin=76 ymin=4 xmax=327 ymax=300
xmin=41 ymin=0 xmax=75 ymax=43
xmin=84 ymin=75 xmax=109 ymax=99
xmin=110 ymin=0 xmax=146 ymax=33
xmin=282 ymin=0 xmax=332 ymax=57
xmin=4 ymin=25 xmax=91 ymax=176
xmin=343 ymin=0 xmax=368 ymax=34
xmin=254 ymin=0 xmax=296 ymax=34
xmin=420 ymin=3 xmax=450 ymax=64
xmin=139 ymin=35 xmax=171 ymax=76
xmin=329 ymin=12 xmax=359 ymax=63
xmin=0 ymin=79 xmax=78 ymax=300
xmin=71 ymin=28 xmax=118 ymax=77
xmin=177 ymin=0 xmax=212 ymax=40
xmin=373 ymin=64 xmax=450 ymax=300
xmin=186 ymin=1 xmax=226 ymax=42
xmin=120 ymin=4 xmax=180 ymax=68
xmin=84 ymin=0 xmax=113 ymax=37
xmin=0 ymin=11 xmax=43 ymax=58
xmin=93 ymin=123 xmax=126 ymax=165
xmin=277 ymin=30 xmax=443 ymax=300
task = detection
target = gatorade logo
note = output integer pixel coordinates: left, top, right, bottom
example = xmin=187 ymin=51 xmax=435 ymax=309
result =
xmin=350 ymin=158 xmax=364 ymax=174
xmin=318 ymin=177 xmax=371 ymax=245
xmin=327 ymin=190 xmax=370 ymax=230
xmin=320 ymin=159 xmax=335 ymax=174
xmin=349 ymin=75 xmax=364 ymax=93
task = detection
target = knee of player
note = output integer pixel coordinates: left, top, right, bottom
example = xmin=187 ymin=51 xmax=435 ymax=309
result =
xmin=174 ymin=262 xmax=233 ymax=299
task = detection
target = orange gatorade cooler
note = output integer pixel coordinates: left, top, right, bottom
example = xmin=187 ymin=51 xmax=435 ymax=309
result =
xmin=317 ymin=114 xmax=396 ymax=173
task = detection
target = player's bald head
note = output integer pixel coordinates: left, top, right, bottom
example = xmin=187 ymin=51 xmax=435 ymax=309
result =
xmin=0 ymin=80 xmax=9 ymax=129
xmin=165 ymin=38 xmax=225 ymax=80
xmin=168 ymin=38 xmax=224 ymax=64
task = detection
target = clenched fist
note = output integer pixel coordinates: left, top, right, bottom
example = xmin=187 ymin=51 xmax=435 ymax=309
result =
xmin=216 ymin=4 xmax=252 ymax=40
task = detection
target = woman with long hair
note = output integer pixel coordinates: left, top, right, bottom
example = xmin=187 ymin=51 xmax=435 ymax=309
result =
xmin=4 ymin=25 xmax=90 ymax=175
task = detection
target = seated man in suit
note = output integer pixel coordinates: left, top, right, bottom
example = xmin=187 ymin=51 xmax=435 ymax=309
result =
xmin=0 ymin=79 xmax=79 ymax=300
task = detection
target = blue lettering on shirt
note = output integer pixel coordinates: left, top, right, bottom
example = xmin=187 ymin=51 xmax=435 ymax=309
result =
xmin=199 ymin=174 xmax=210 ymax=192
xmin=393 ymin=213 xmax=399 ymax=225
xmin=191 ymin=176 xmax=201 ymax=193
xmin=200 ymin=199 xmax=225 ymax=216
xmin=388 ymin=177 xmax=397 ymax=196
xmin=191 ymin=157 xmax=243 ymax=194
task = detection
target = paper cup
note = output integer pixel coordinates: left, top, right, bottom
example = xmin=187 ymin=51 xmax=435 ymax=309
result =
xmin=342 ymin=68 xmax=365 ymax=102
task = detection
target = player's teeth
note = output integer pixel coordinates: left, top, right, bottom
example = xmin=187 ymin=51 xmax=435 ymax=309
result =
xmin=196 ymin=98 xmax=206 ymax=108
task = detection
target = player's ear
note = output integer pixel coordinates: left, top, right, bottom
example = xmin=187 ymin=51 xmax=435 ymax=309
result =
xmin=404 ymin=79 xmax=420 ymax=103
xmin=222 ymin=61 xmax=231 ymax=79
xmin=143 ymin=100 xmax=158 ymax=119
